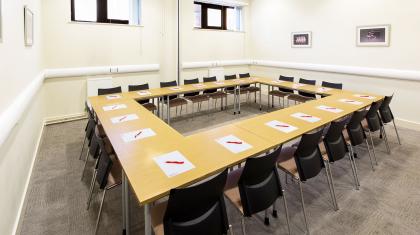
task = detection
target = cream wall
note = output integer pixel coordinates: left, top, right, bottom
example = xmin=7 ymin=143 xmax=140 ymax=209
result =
xmin=249 ymin=0 xmax=420 ymax=127
xmin=0 ymin=0 xmax=45 ymax=235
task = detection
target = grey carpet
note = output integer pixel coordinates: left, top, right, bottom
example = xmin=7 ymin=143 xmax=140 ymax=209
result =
xmin=16 ymin=97 xmax=420 ymax=235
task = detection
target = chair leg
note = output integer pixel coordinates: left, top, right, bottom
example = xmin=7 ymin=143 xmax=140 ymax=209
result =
xmin=364 ymin=139 xmax=376 ymax=171
xmin=229 ymin=224 xmax=234 ymax=235
xmin=325 ymin=162 xmax=339 ymax=210
xmin=281 ymin=189 xmax=292 ymax=235
xmin=298 ymin=181 xmax=310 ymax=235
xmin=381 ymin=125 xmax=391 ymax=154
xmin=264 ymin=209 xmax=270 ymax=225
xmin=94 ymin=189 xmax=107 ymax=235
xmin=86 ymin=171 xmax=97 ymax=210
xmin=241 ymin=217 xmax=246 ymax=235
xmin=367 ymin=130 xmax=378 ymax=166
xmin=348 ymin=144 xmax=360 ymax=187
xmin=79 ymin=136 xmax=87 ymax=160
xmin=348 ymin=152 xmax=360 ymax=190
xmin=81 ymin=150 xmax=90 ymax=180
xmin=392 ymin=119 xmax=402 ymax=145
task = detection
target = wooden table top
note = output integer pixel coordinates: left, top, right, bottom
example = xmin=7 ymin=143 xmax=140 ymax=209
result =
xmin=89 ymin=76 xmax=384 ymax=205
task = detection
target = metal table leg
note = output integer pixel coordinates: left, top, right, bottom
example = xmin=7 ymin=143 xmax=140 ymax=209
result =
xmin=238 ymin=85 xmax=241 ymax=114
xmin=259 ymin=83 xmax=262 ymax=111
xmin=233 ymin=87 xmax=237 ymax=115
xmin=144 ymin=204 xmax=152 ymax=235
xmin=122 ymin=171 xmax=130 ymax=235
xmin=267 ymin=85 xmax=271 ymax=111
xmin=167 ymin=96 xmax=170 ymax=125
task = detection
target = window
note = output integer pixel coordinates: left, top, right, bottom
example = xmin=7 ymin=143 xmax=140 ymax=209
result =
xmin=71 ymin=0 xmax=141 ymax=25
xmin=194 ymin=2 xmax=243 ymax=31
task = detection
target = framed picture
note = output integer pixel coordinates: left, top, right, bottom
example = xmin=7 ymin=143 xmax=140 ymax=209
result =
xmin=357 ymin=25 xmax=390 ymax=47
xmin=291 ymin=31 xmax=312 ymax=48
xmin=24 ymin=6 xmax=34 ymax=46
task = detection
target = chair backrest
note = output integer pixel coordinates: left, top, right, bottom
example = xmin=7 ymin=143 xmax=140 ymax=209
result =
xmin=323 ymin=120 xmax=348 ymax=162
xmin=85 ymin=101 xmax=94 ymax=120
xmin=346 ymin=110 xmax=368 ymax=146
xmin=203 ymin=76 xmax=218 ymax=94
xmin=128 ymin=84 xmax=150 ymax=104
xmin=239 ymin=73 xmax=250 ymax=78
xmin=98 ymin=86 xmax=122 ymax=96
xmin=294 ymin=129 xmax=325 ymax=181
xmin=160 ymin=81 xmax=179 ymax=101
xmin=298 ymin=78 xmax=316 ymax=98
xmin=163 ymin=169 xmax=229 ymax=235
xmin=278 ymin=75 xmax=294 ymax=93
xmin=184 ymin=78 xmax=200 ymax=97
xmin=366 ymin=101 xmax=383 ymax=132
xmin=379 ymin=94 xmax=394 ymax=123
xmin=224 ymin=75 xmax=237 ymax=80
xmin=322 ymin=81 xmax=343 ymax=90
xmin=86 ymin=117 xmax=97 ymax=142
xmin=95 ymin=140 xmax=113 ymax=189
xmin=238 ymin=147 xmax=283 ymax=216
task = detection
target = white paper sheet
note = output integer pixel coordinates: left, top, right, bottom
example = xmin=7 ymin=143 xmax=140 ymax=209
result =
xmin=317 ymin=87 xmax=332 ymax=93
xmin=354 ymin=94 xmax=376 ymax=100
xmin=214 ymin=81 xmax=225 ymax=85
xmin=170 ymin=87 xmax=183 ymax=91
xmin=193 ymin=84 xmax=206 ymax=88
xmin=216 ymin=135 xmax=252 ymax=154
xmin=154 ymin=151 xmax=195 ymax=178
xmin=137 ymin=91 xmax=152 ymax=96
xmin=110 ymin=114 xmax=139 ymax=124
xmin=273 ymin=80 xmax=285 ymax=84
xmin=291 ymin=112 xmax=321 ymax=123
xmin=265 ymin=120 xmax=298 ymax=133
xmin=121 ymin=128 xmax=156 ymax=143
xmin=292 ymin=83 xmax=306 ymax=88
xmin=338 ymin=99 xmax=363 ymax=105
xmin=317 ymin=105 xmax=343 ymax=113
xmin=103 ymin=104 xmax=127 ymax=111
xmin=106 ymin=94 xmax=121 ymax=100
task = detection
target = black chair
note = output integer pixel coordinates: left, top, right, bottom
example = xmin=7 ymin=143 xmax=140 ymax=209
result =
xmin=268 ymin=75 xmax=295 ymax=108
xmin=321 ymin=119 xmax=360 ymax=193
xmin=343 ymin=110 xmax=377 ymax=171
xmin=363 ymin=101 xmax=391 ymax=156
xmin=98 ymin=86 xmax=122 ymax=96
xmin=224 ymin=147 xmax=291 ymax=235
xmin=224 ymin=75 xmax=242 ymax=109
xmin=203 ymin=76 xmax=228 ymax=110
xmin=239 ymin=73 xmax=260 ymax=103
xmin=81 ymin=125 xmax=102 ymax=180
xmin=288 ymin=78 xmax=316 ymax=104
xmin=322 ymin=81 xmax=343 ymax=90
xmin=88 ymin=141 xmax=122 ymax=235
xmin=160 ymin=81 xmax=188 ymax=118
xmin=128 ymin=84 xmax=157 ymax=113
xmin=150 ymin=169 xmax=233 ymax=235
xmin=79 ymin=113 xmax=96 ymax=160
xmin=379 ymin=94 xmax=401 ymax=145
xmin=277 ymin=128 xmax=337 ymax=234
xmin=183 ymin=78 xmax=210 ymax=114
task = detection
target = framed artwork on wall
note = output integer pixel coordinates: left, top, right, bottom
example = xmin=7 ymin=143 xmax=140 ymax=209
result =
xmin=24 ymin=6 xmax=34 ymax=46
xmin=357 ymin=25 xmax=390 ymax=47
xmin=291 ymin=31 xmax=312 ymax=48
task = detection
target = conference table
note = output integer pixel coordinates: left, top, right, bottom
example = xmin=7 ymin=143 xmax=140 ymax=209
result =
xmin=88 ymin=76 xmax=383 ymax=235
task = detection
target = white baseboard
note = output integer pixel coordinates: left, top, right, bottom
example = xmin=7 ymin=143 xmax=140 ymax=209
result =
xmin=395 ymin=118 xmax=420 ymax=131
xmin=12 ymin=121 xmax=46 ymax=235
xmin=44 ymin=113 xmax=87 ymax=125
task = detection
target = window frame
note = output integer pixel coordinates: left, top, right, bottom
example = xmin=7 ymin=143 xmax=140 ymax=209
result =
xmin=71 ymin=0 xmax=130 ymax=25
xmin=194 ymin=2 xmax=235 ymax=30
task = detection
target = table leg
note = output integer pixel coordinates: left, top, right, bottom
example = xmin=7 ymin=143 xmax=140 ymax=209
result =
xmin=122 ymin=171 xmax=130 ymax=235
xmin=238 ymin=86 xmax=241 ymax=114
xmin=144 ymin=204 xmax=152 ymax=235
xmin=259 ymin=83 xmax=262 ymax=111
xmin=267 ymin=85 xmax=271 ymax=111
xmin=233 ymin=87 xmax=237 ymax=115
xmin=167 ymin=96 xmax=170 ymax=125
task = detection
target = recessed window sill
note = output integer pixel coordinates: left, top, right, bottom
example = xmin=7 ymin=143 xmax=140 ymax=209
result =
xmin=68 ymin=21 xmax=144 ymax=28
xmin=192 ymin=28 xmax=245 ymax=33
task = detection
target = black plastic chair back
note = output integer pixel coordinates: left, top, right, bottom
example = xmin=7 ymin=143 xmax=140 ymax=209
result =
xmin=324 ymin=120 xmax=348 ymax=162
xmin=95 ymin=146 xmax=113 ymax=190
xmin=184 ymin=78 xmax=200 ymax=97
xmin=98 ymin=86 xmax=122 ymax=96
xmin=225 ymin=75 xmax=237 ymax=91
xmin=366 ymin=101 xmax=383 ymax=132
xmin=160 ymin=81 xmax=179 ymax=102
xmin=278 ymin=75 xmax=294 ymax=93
xmin=128 ymin=84 xmax=150 ymax=104
xmin=163 ymin=169 xmax=229 ymax=235
xmin=86 ymin=117 xmax=97 ymax=144
xmin=346 ymin=110 xmax=368 ymax=146
xmin=379 ymin=95 xmax=394 ymax=124
xmin=85 ymin=102 xmax=94 ymax=120
xmin=294 ymin=129 xmax=324 ymax=181
xmin=298 ymin=78 xmax=316 ymax=98
xmin=322 ymin=81 xmax=343 ymax=90
xmin=239 ymin=73 xmax=250 ymax=78
xmin=203 ymin=76 xmax=218 ymax=94
xmin=238 ymin=147 xmax=283 ymax=217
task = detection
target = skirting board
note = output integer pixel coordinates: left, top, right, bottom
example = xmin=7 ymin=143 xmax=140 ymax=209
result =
xmin=395 ymin=118 xmax=420 ymax=132
xmin=12 ymin=121 xmax=45 ymax=235
xmin=44 ymin=113 xmax=87 ymax=125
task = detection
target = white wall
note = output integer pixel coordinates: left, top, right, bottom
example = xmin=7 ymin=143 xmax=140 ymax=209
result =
xmin=249 ymin=0 xmax=420 ymax=127
xmin=0 ymin=0 xmax=45 ymax=234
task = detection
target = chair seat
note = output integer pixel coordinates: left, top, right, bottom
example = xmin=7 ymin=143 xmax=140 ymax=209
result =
xmin=103 ymin=137 xmax=115 ymax=155
xmin=268 ymin=90 xmax=290 ymax=98
xmin=107 ymin=157 xmax=122 ymax=187
xmin=226 ymin=89 xmax=247 ymax=95
xmin=362 ymin=119 xmax=369 ymax=130
xmin=142 ymin=102 xmax=157 ymax=112
xmin=319 ymin=142 xmax=329 ymax=161
xmin=151 ymin=201 xmax=167 ymax=235
xmin=95 ymin=124 xmax=107 ymax=138
xmin=224 ymin=167 xmax=244 ymax=215
xmin=288 ymin=94 xmax=315 ymax=103
xmin=164 ymin=98 xmax=188 ymax=107
xmin=343 ymin=130 xmax=351 ymax=144
xmin=243 ymin=86 xmax=260 ymax=93
xmin=208 ymin=91 xmax=228 ymax=99
xmin=184 ymin=95 xmax=210 ymax=103
xmin=277 ymin=147 xmax=299 ymax=179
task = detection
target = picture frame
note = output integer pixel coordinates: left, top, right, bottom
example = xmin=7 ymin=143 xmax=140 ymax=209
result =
xmin=357 ymin=25 xmax=390 ymax=47
xmin=24 ymin=6 xmax=34 ymax=47
xmin=291 ymin=31 xmax=312 ymax=48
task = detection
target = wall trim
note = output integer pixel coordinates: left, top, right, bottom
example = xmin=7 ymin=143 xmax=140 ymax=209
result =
xmin=12 ymin=121 xmax=46 ymax=235
xmin=182 ymin=59 xmax=252 ymax=69
xmin=252 ymin=60 xmax=420 ymax=82
xmin=44 ymin=63 xmax=160 ymax=79
xmin=395 ymin=118 xmax=420 ymax=132
xmin=45 ymin=113 xmax=87 ymax=125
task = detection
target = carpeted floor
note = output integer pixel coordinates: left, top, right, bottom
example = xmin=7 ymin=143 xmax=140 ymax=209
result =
xmin=16 ymin=98 xmax=420 ymax=235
